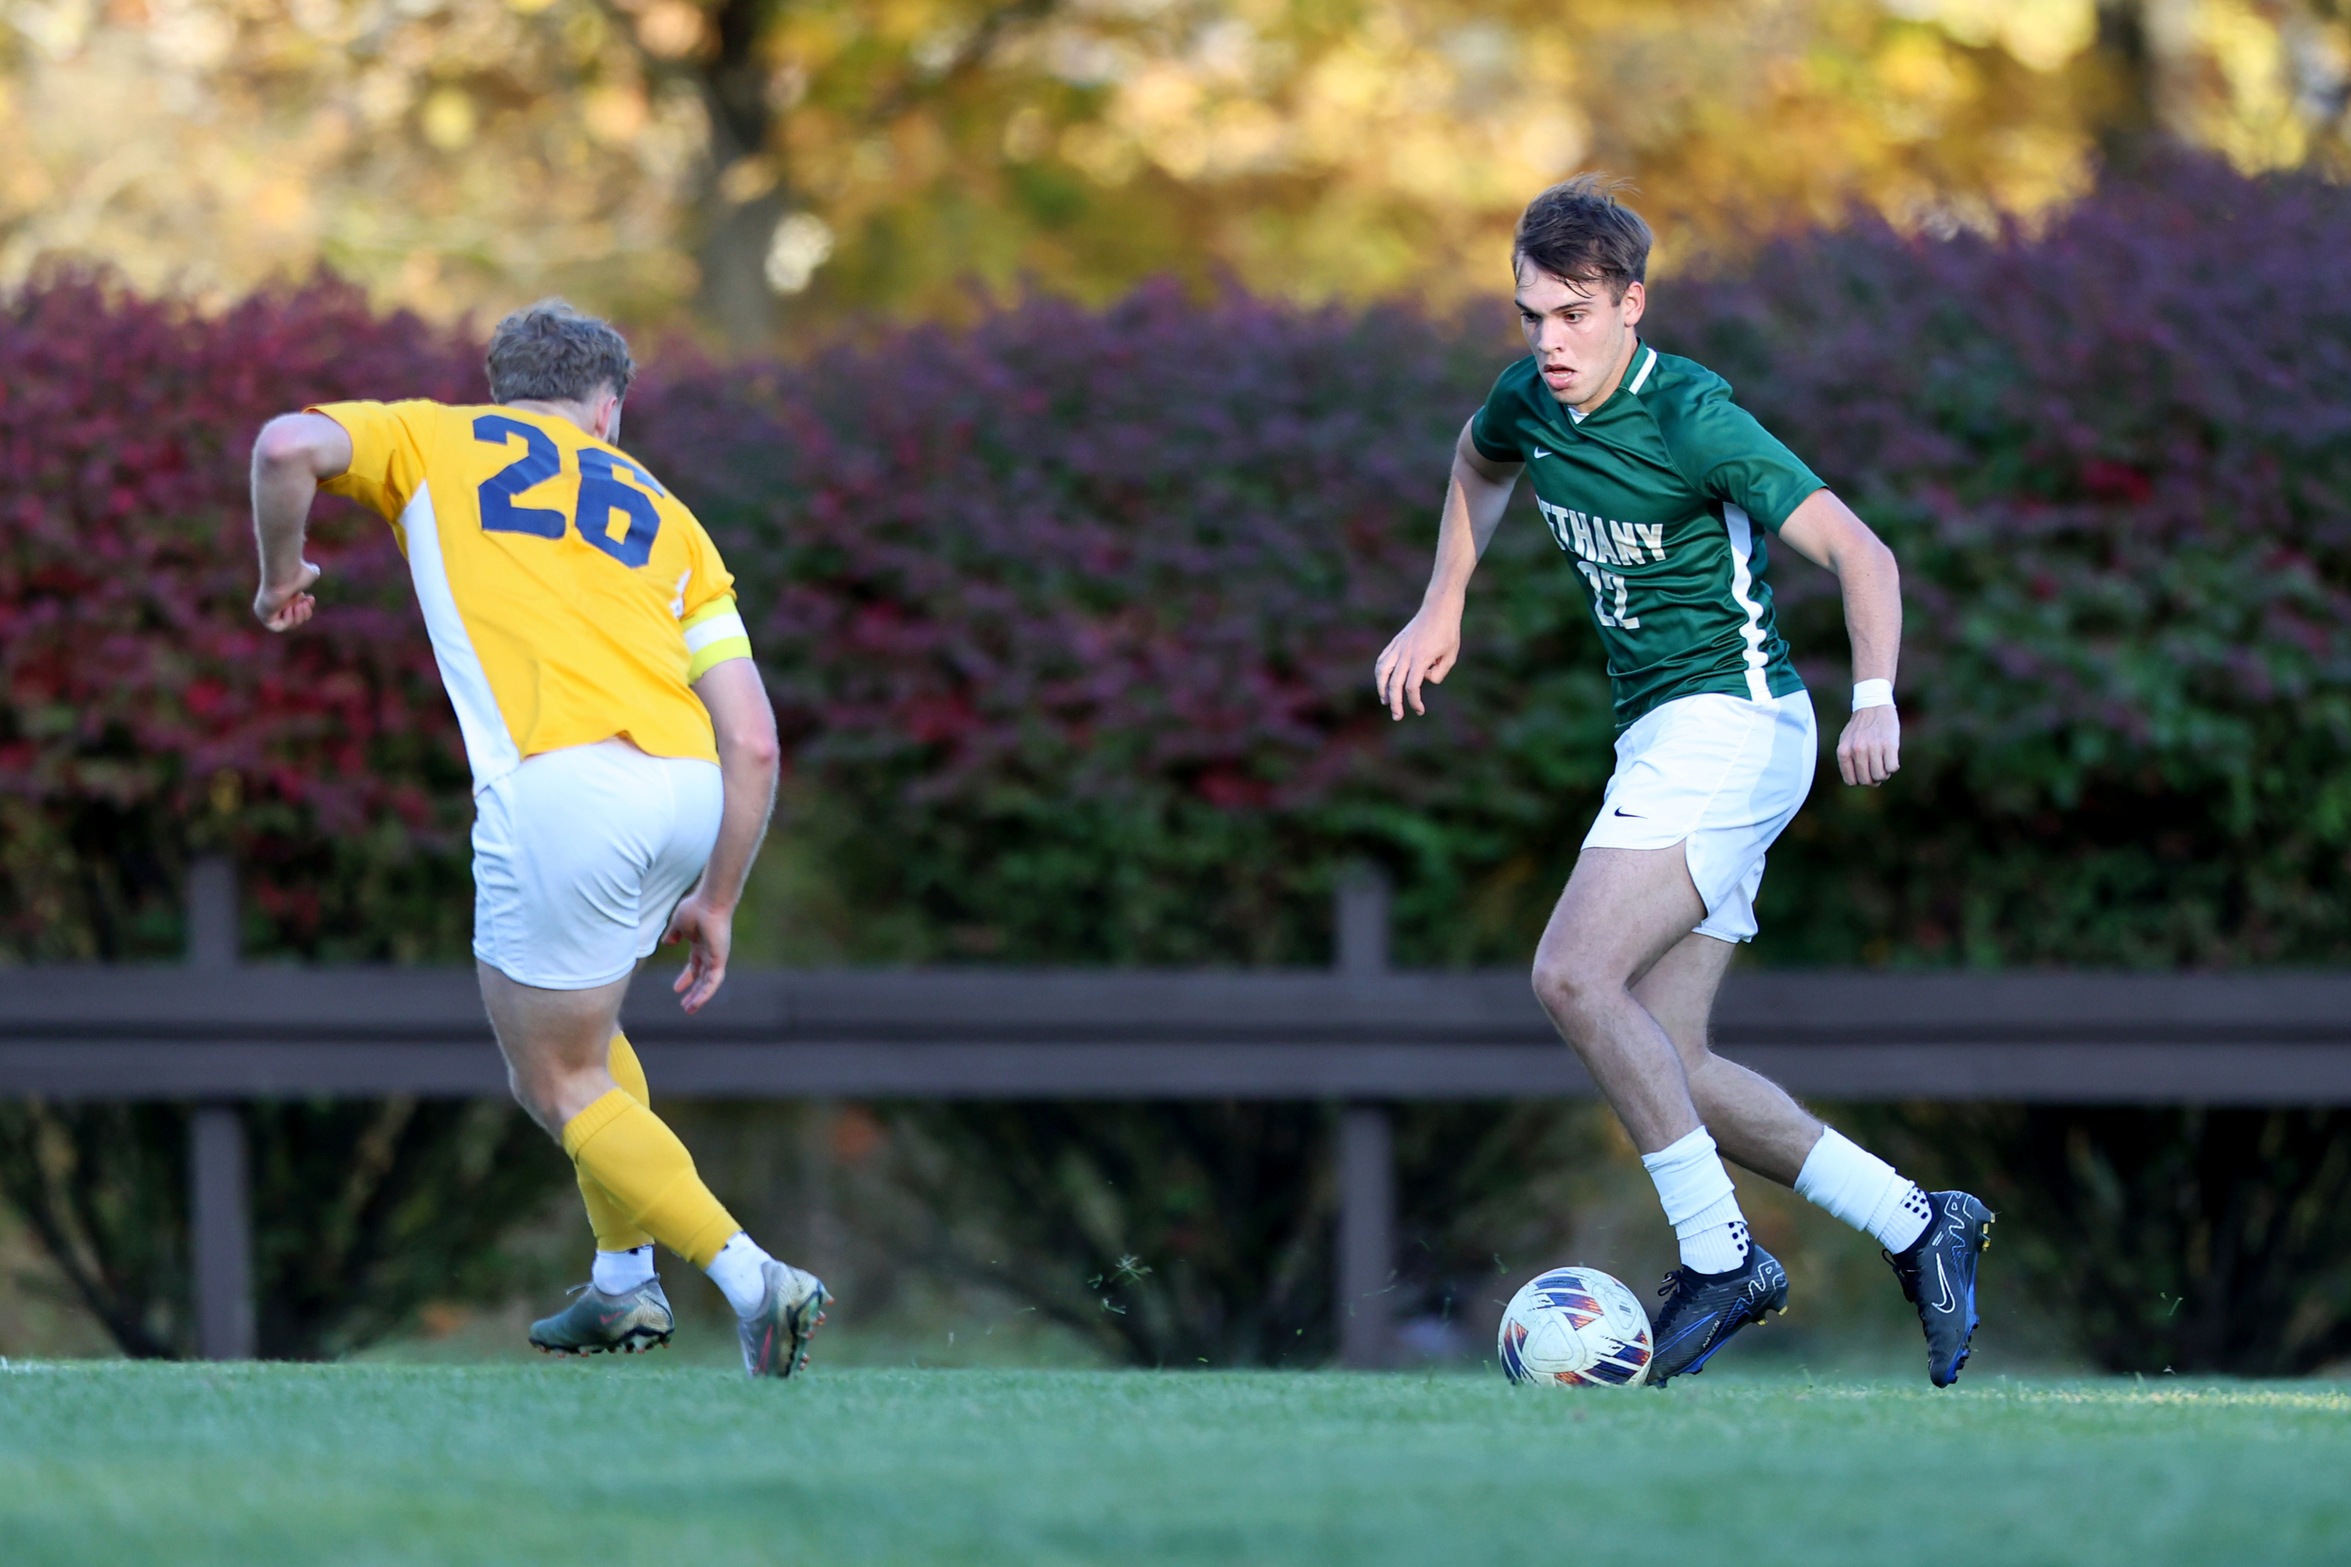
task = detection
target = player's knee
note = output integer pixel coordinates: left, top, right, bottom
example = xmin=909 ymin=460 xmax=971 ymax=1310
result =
xmin=1673 ymin=1036 xmax=1725 ymax=1080
xmin=1530 ymin=953 xmax=1617 ymax=1034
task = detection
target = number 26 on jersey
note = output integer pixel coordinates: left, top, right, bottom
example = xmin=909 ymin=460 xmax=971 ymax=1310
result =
xmin=472 ymin=414 xmax=667 ymax=569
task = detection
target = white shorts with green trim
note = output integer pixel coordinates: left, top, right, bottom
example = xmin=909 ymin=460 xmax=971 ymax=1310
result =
xmin=471 ymin=738 xmax=723 ymax=990
xmin=1580 ymin=690 xmax=1817 ymax=943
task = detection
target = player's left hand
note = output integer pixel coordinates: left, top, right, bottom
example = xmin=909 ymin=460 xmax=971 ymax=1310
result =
xmin=1837 ymin=704 xmax=1900 ymax=787
xmin=663 ymin=893 xmax=734 ymax=1013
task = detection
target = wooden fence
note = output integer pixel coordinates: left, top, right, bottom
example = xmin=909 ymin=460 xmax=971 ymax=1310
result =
xmin=5 ymin=863 xmax=2349 ymax=1363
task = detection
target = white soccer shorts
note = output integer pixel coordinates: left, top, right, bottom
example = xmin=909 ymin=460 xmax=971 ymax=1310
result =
xmin=1580 ymin=690 xmax=1817 ymax=943
xmin=471 ymin=738 xmax=724 ymax=990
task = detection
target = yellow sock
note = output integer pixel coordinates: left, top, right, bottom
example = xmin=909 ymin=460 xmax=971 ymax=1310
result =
xmin=606 ymin=1030 xmax=650 ymax=1105
xmin=562 ymin=1089 xmax=741 ymax=1269
xmin=577 ymin=1033 xmax=654 ymax=1253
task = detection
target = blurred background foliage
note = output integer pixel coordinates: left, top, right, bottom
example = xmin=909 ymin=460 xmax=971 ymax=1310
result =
xmin=661 ymin=156 xmax=2351 ymax=973
xmin=6 ymin=1 xmax=2351 ymax=1376
xmin=14 ymin=158 xmax=2350 ymax=971
xmin=5 ymin=157 xmax=2351 ymax=1372
xmin=0 ymin=1098 xmax=557 ymax=1358
xmin=3 ymin=1 xmax=2348 ymax=339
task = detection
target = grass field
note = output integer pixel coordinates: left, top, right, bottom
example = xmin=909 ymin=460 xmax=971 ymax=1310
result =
xmin=2 ymin=1361 xmax=2345 ymax=1565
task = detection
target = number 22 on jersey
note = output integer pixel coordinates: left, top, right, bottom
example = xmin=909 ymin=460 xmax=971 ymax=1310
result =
xmin=1575 ymin=561 xmax=1641 ymax=629
xmin=472 ymin=413 xmax=667 ymax=569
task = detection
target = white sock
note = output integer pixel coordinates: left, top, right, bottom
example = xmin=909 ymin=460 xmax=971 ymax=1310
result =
xmin=591 ymin=1244 xmax=655 ymax=1295
xmin=1796 ymin=1128 xmax=1931 ymax=1252
xmin=704 ymin=1232 xmax=775 ymax=1318
xmin=1641 ymin=1127 xmax=1751 ymax=1275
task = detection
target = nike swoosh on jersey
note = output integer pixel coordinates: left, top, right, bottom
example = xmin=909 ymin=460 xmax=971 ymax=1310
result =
xmin=1531 ymin=447 xmax=1553 ymax=459
xmin=1612 ymin=807 xmax=1643 ymax=818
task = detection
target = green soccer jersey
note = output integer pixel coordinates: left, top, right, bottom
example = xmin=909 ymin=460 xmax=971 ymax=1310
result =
xmin=1470 ymin=342 xmax=1823 ymax=730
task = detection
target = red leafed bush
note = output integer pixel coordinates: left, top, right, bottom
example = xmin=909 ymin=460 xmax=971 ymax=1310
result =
xmin=629 ymin=286 xmax=1537 ymax=963
xmin=1670 ymin=156 xmax=2351 ymax=965
xmin=0 ymin=272 xmax=479 ymax=959
xmin=12 ymin=156 xmax=2351 ymax=971
xmin=627 ymin=156 xmax=2351 ymax=969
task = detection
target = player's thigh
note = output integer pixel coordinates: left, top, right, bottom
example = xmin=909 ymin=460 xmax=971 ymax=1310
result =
xmin=1535 ymin=843 xmax=1708 ymax=994
xmin=478 ymin=962 xmax=632 ymax=1082
xmin=1631 ymin=931 xmax=1739 ymax=1067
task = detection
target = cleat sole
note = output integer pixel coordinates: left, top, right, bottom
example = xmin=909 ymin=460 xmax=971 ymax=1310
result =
xmin=785 ymin=1291 xmax=831 ymax=1378
xmin=529 ymin=1328 xmax=672 ymax=1358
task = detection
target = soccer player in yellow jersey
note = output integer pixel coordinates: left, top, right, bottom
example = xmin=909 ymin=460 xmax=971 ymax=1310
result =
xmin=246 ymin=300 xmax=828 ymax=1378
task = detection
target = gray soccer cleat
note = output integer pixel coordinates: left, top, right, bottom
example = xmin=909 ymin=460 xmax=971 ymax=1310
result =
xmin=737 ymin=1260 xmax=830 ymax=1379
xmin=529 ymin=1278 xmax=674 ymax=1356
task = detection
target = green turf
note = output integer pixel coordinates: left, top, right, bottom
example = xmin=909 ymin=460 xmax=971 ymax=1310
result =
xmin=2 ymin=1361 xmax=2345 ymax=1565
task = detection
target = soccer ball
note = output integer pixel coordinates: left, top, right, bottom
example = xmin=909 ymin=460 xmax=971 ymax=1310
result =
xmin=1497 ymin=1266 xmax=1653 ymax=1388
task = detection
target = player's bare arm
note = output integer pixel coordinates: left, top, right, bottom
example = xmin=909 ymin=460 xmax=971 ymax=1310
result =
xmin=247 ymin=412 xmax=352 ymax=632
xmin=663 ymin=656 xmax=781 ymax=1014
xmin=1776 ymin=489 xmax=1902 ymax=788
xmin=1374 ymin=423 xmax=1520 ymax=719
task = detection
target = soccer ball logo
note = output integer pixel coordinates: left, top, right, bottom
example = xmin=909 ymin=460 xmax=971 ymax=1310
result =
xmin=1497 ymin=1266 xmax=1653 ymax=1388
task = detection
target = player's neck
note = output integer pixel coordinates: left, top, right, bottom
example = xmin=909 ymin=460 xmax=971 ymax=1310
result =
xmin=1568 ymin=333 xmax=1642 ymax=418
xmin=505 ymin=397 xmax=603 ymax=439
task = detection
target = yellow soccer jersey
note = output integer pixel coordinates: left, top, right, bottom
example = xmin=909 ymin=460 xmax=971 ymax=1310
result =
xmin=311 ymin=399 xmax=753 ymax=787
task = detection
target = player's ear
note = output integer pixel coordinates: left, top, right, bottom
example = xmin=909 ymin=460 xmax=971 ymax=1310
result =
xmin=1619 ymin=280 xmax=1646 ymax=326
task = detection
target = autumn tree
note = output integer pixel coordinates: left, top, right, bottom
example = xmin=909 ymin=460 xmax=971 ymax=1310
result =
xmin=2 ymin=2 xmax=2346 ymax=333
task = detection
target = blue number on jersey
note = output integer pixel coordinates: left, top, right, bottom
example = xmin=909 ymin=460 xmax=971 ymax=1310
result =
xmin=575 ymin=450 xmax=664 ymax=568
xmin=471 ymin=415 xmax=567 ymax=538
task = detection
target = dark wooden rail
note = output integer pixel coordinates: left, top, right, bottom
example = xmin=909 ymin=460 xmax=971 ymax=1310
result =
xmin=6 ymin=966 xmax=2350 ymax=1104
xmin=7 ymin=861 xmax=2348 ymax=1365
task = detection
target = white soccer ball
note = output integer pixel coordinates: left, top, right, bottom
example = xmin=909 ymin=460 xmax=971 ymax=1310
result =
xmin=1497 ymin=1265 xmax=1654 ymax=1388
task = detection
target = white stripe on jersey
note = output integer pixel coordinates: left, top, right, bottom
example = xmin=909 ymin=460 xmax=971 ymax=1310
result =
xmin=1722 ymin=503 xmax=1773 ymax=702
xmin=1627 ymin=345 xmax=1660 ymax=395
xmin=400 ymin=480 xmax=522 ymax=791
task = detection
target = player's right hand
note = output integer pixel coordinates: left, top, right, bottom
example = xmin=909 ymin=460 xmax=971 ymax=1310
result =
xmin=254 ymin=561 xmax=323 ymax=632
xmin=1374 ymin=608 xmax=1462 ymax=720
xmin=663 ymin=892 xmax=734 ymax=1013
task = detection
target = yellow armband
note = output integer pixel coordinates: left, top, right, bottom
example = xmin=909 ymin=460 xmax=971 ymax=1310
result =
xmin=681 ymin=595 xmax=752 ymax=681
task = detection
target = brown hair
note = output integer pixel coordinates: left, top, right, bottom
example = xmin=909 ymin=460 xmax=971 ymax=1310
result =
xmin=1513 ymin=175 xmax=1652 ymax=298
xmin=485 ymin=298 xmax=636 ymax=404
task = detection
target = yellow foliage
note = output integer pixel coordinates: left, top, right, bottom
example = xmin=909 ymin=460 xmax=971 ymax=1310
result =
xmin=0 ymin=0 xmax=2342 ymax=330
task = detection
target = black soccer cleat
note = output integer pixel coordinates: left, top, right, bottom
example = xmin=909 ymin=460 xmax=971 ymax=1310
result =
xmin=1648 ymin=1242 xmax=1789 ymax=1385
xmin=1886 ymin=1189 xmax=1994 ymax=1388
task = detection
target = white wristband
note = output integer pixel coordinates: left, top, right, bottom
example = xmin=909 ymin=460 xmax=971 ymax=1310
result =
xmin=1852 ymin=679 xmax=1894 ymax=711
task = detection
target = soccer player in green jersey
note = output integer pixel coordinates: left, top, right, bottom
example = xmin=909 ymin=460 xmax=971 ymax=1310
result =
xmin=1376 ymin=177 xmax=1992 ymax=1386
